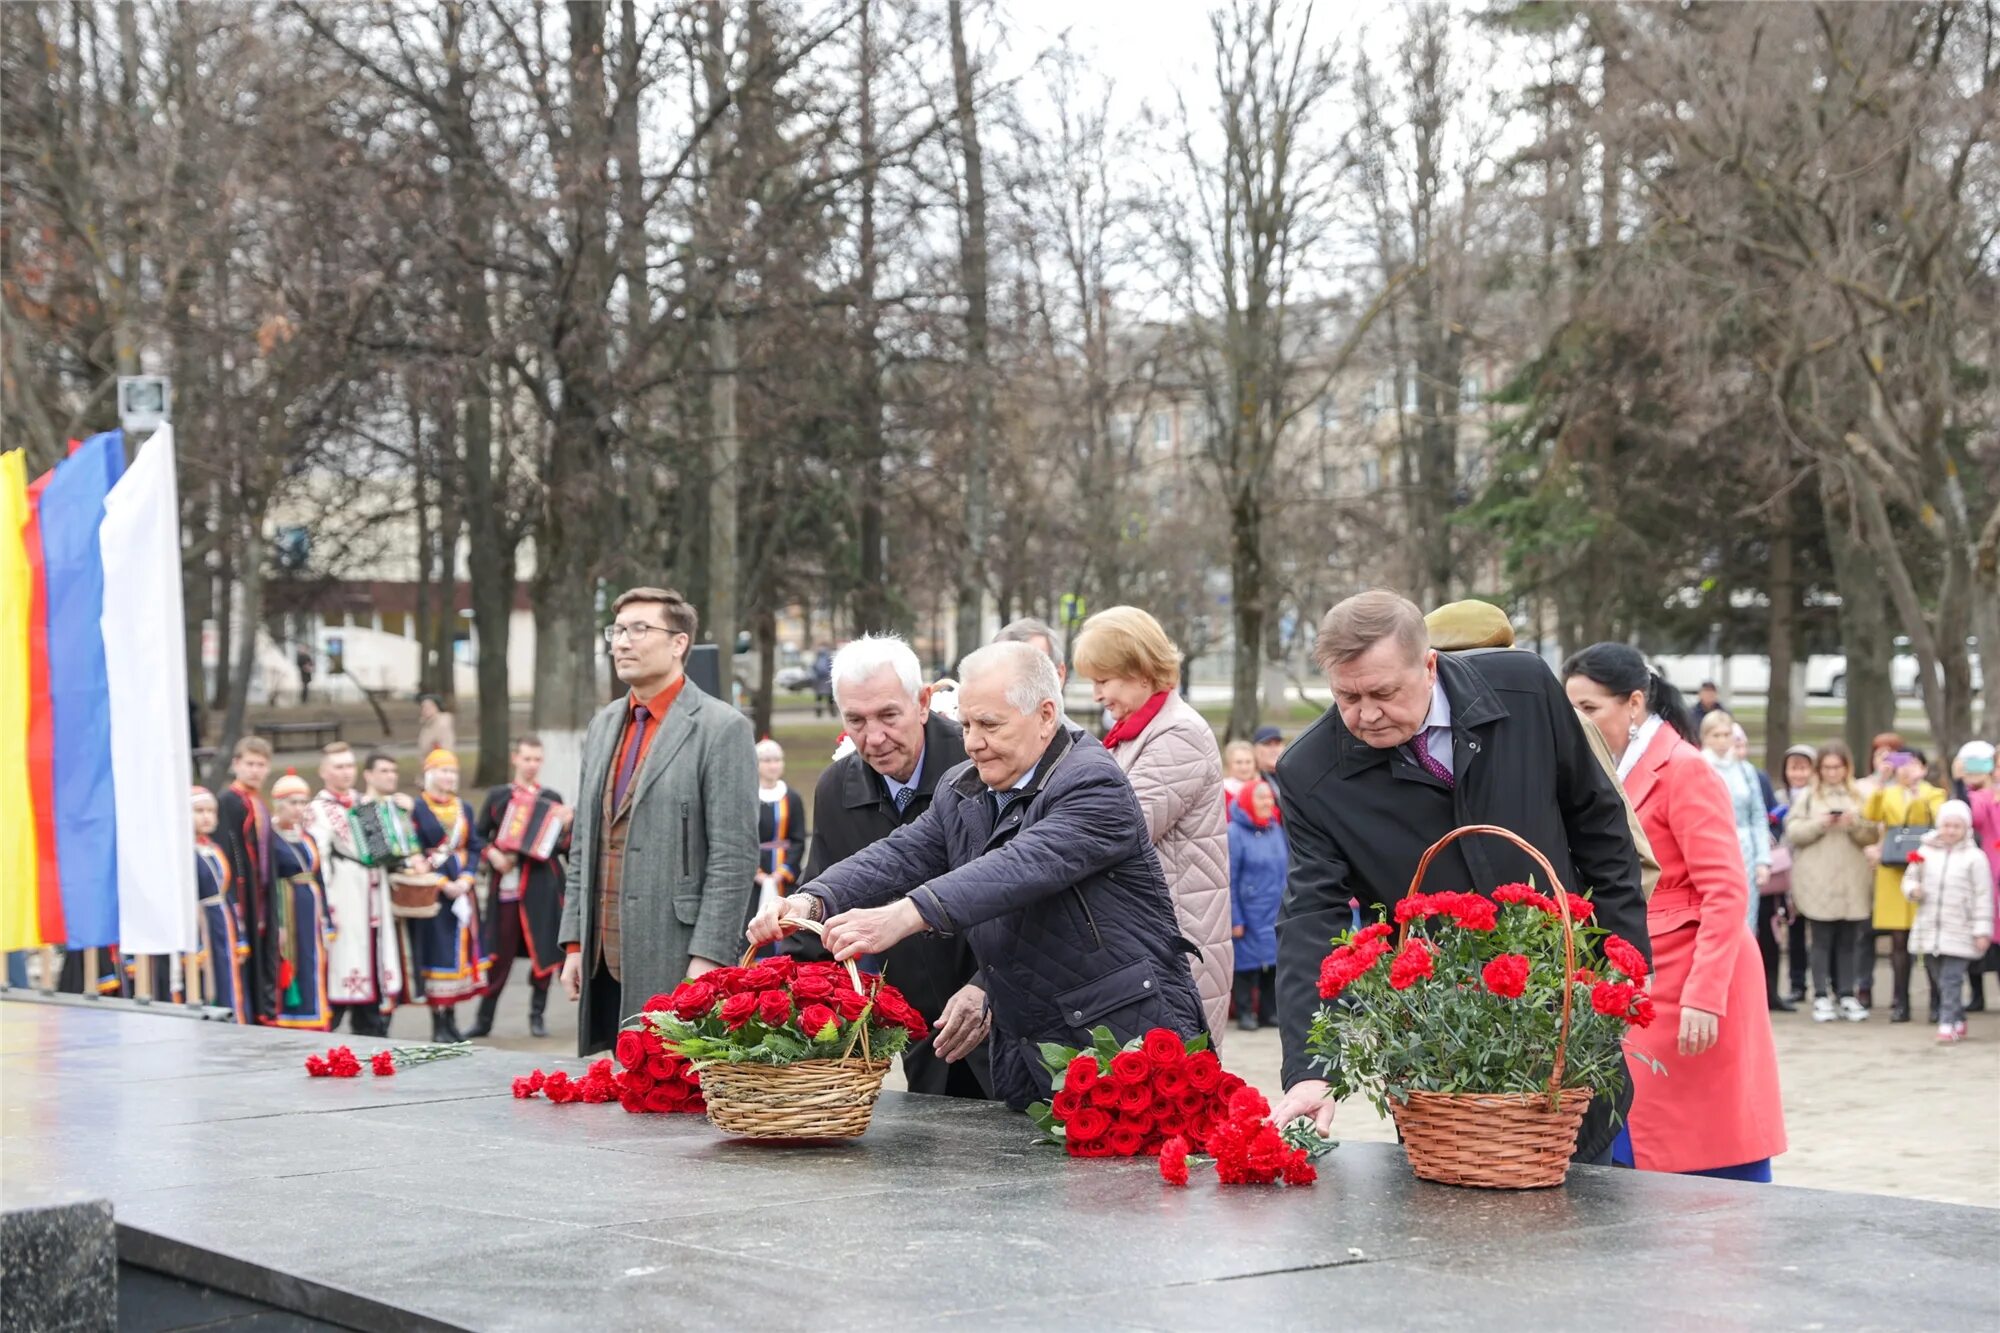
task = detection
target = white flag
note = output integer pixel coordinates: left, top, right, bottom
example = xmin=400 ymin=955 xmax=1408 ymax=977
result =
xmin=101 ymin=427 xmax=197 ymax=953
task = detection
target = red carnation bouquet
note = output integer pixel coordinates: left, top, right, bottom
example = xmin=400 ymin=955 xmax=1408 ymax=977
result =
xmin=1306 ymin=881 xmax=1654 ymax=1119
xmin=1027 ymin=1026 xmax=1332 ymax=1185
xmin=304 ymin=1041 xmax=469 ymax=1078
xmin=637 ymin=956 xmax=927 ymax=1069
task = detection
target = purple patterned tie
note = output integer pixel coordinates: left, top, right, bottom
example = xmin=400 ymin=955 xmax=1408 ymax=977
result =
xmin=611 ymin=701 xmax=651 ymax=810
xmin=1410 ymin=728 xmax=1455 ymax=789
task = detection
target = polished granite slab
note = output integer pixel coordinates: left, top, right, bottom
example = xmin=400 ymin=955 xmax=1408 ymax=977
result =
xmin=0 ymin=1196 xmax=114 ymax=1332
xmin=2 ymin=997 xmax=1994 ymax=1331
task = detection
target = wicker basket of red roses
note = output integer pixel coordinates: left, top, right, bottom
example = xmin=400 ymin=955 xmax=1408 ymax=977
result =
xmin=1306 ymin=824 xmax=1655 ymax=1189
xmin=638 ymin=920 xmax=929 ymax=1139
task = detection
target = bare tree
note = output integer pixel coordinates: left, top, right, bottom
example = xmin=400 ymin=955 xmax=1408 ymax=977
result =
xmin=1164 ymin=0 xmax=1409 ymax=738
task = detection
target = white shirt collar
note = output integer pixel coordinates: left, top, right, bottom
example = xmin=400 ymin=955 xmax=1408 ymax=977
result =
xmin=1617 ymin=714 xmax=1666 ymax=784
xmin=1422 ymin=675 xmax=1452 ymax=733
xmin=758 ymin=780 xmax=788 ymax=803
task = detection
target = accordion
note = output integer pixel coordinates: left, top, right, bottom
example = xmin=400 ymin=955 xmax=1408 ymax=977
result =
xmin=494 ymin=789 xmax=565 ymax=862
xmin=347 ymin=800 xmax=422 ymax=868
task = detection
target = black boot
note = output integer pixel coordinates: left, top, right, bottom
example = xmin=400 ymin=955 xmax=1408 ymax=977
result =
xmin=528 ymin=985 xmax=550 ymax=1039
xmin=437 ymin=1005 xmax=466 ymax=1044
xmin=430 ymin=1006 xmax=452 ymax=1043
xmin=464 ymin=992 xmax=498 ymax=1041
xmin=1768 ymin=994 xmax=1797 ymax=1013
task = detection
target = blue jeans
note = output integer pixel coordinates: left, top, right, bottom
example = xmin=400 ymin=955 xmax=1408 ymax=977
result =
xmin=4 ymin=951 xmax=30 ymax=988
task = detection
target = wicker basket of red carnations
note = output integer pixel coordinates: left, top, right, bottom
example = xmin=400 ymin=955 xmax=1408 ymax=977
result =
xmin=638 ymin=921 xmax=928 ymax=1140
xmin=1306 ymin=824 xmax=1655 ymax=1189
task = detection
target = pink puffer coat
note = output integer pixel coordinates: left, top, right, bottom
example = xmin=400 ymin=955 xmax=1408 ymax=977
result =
xmin=1105 ymin=692 xmax=1233 ymax=1040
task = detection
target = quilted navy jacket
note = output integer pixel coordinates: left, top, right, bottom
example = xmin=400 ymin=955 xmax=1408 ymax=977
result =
xmin=803 ymin=724 xmax=1207 ymax=1109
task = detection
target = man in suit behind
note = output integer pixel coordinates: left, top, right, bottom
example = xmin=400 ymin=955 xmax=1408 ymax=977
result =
xmin=558 ymin=587 xmax=758 ymax=1055
xmin=800 ymin=633 xmax=991 ymax=1098
xmin=1269 ymin=591 xmax=1650 ymax=1163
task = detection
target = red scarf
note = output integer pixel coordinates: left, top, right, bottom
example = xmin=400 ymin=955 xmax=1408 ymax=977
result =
xmin=1236 ymin=779 xmax=1282 ymax=828
xmin=1102 ymin=691 xmax=1172 ymax=750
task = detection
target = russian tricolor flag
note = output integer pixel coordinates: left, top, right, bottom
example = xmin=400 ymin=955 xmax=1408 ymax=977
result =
xmin=2 ymin=428 xmax=197 ymax=956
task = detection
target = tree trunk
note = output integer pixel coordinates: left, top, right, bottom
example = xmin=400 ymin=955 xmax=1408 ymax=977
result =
xmin=1765 ymin=508 xmax=1796 ymax=774
xmin=752 ymin=605 xmax=777 ymax=739
xmin=852 ymin=0 xmax=889 ymax=633
xmin=949 ymin=0 xmax=992 ymax=667
xmin=411 ymin=396 xmax=437 ymax=695
xmin=428 ymin=407 xmax=462 ymax=706
xmin=211 ymin=542 xmax=234 ymax=714
xmin=1848 ymin=465 xmax=1957 ymax=757
xmin=702 ymin=0 xmax=741 ymax=696
xmin=214 ymin=513 xmax=265 ymax=787
xmin=1228 ymin=489 xmax=1265 ymax=741
xmin=445 ymin=0 xmax=514 ymax=787
xmin=532 ymin=0 xmax=616 ymax=734
xmin=1819 ymin=470 xmax=1896 ymax=757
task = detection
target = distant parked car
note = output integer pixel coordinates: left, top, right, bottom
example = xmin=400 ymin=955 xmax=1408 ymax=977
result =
xmin=775 ymin=665 xmax=814 ymax=693
xmin=1651 ymin=653 xmax=1849 ymax=698
xmin=1652 ymin=650 xmax=1976 ymax=700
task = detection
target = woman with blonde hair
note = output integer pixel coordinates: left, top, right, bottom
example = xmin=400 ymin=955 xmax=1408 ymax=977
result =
xmin=1785 ymin=742 xmax=1880 ymax=1021
xmin=1222 ymin=741 xmax=1257 ymax=800
xmin=1073 ymin=606 xmax=1232 ymax=1038
xmin=1697 ymin=709 xmax=1772 ymax=932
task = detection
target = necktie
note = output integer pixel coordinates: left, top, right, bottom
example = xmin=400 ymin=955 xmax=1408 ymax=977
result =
xmin=892 ymin=785 xmax=916 ymax=814
xmin=1410 ymin=727 xmax=1455 ymax=789
xmin=612 ymin=701 xmax=651 ymax=810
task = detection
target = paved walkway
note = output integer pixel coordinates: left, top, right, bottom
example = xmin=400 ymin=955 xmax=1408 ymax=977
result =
xmin=415 ymin=952 xmax=1998 ymax=1208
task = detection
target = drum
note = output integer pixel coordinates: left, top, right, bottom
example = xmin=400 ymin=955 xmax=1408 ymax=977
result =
xmin=494 ymin=790 xmax=565 ymax=862
xmin=349 ymin=801 xmax=422 ymax=868
xmin=389 ymin=871 xmax=444 ymax=920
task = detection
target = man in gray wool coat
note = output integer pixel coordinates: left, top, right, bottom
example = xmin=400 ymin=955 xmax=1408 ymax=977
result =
xmin=559 ymin=587 xmax=758 ymax=1055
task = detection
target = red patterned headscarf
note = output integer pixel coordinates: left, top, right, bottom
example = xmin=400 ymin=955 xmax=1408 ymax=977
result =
xmin=1236 ymin=778 xmax=1281 ymax=828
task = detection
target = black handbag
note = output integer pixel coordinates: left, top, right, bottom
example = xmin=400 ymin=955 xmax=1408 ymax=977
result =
xmin=1880 ymin=820 xmax=1927 ymax=868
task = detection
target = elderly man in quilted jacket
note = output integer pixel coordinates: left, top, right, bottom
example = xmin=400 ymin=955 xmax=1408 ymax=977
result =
xmin=747 ymin=641 xmax=1207 ymax=1109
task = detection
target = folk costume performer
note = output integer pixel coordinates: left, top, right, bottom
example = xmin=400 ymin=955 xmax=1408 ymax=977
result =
xmin=268 ymin=770 xmax=333 ymax=1030
xmin=411 ymin=748 xmax=489 ymax=1042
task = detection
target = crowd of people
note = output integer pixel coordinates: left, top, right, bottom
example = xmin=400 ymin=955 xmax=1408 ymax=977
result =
xmin=34 ymin=583 xmax=1992 ymax=1184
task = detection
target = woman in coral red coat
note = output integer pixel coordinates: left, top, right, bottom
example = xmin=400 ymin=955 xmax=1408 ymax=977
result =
xmin=1566 ymin=645 xmax=1787 ymax=1181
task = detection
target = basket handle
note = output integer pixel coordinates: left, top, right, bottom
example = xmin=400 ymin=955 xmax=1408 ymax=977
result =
xmin=1397 ymin=824 xmax=1579 ymax=1106
xmin=736 ymin=916 xmax=874 ymax=1062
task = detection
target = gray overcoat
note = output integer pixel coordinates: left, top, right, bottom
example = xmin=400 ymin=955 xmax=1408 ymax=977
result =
xmin=558 ymin=678 xmax=758 ymax=1054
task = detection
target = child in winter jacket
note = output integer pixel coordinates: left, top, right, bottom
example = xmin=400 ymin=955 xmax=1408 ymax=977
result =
xmin=1227 ymin=779 xmax=1287 ymax=1031
xmin=1903 ymin=800 xmax=1996 ymax=1042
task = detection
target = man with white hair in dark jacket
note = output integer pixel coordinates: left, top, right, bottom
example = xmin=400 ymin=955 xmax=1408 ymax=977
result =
xmin=748 ymin=641 xmax=1206 ymax=1108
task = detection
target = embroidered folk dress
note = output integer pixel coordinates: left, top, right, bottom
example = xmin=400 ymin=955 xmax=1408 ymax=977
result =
xmin=410 ymin=793 xmax=490 ymax=1005
xmin=194 ymin=835 xmax=249 ymax=1022
xmin=268 ymin=829 xmax=332 ymax=1030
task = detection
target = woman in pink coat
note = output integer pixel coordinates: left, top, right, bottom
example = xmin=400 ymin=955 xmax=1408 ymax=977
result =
xmin=1565 ymin=644 xmax=1787 ymax=1181
xmin=1074 ymin=607 xmax=1234 ymax=1039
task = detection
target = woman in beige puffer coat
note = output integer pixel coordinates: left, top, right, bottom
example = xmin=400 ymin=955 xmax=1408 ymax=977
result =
xmin=1074 ymin=608 xmax=1234 ymax=1041
xmin=1784 ymin=745 xmax=1879 ymax=1019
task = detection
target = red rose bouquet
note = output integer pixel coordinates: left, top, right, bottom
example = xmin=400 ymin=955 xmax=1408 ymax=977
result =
xmin=1027 ymin=1027 xmax=1333 ymax=1182
xmin=638 ymin=957 xmax=927 ymax=1068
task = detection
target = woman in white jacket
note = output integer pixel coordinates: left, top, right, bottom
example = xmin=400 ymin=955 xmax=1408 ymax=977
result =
xmin=1903 ymin=800 xmax=1995 ymax=1043
xmin=1073 ymin=607 xmax=1234 ymax=1040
